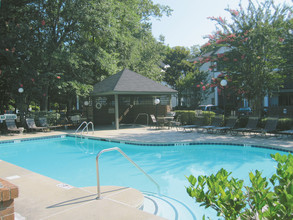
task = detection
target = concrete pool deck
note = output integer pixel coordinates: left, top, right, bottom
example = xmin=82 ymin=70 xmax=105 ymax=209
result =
xmin=0 ymin=125 xmax=292 ymax=219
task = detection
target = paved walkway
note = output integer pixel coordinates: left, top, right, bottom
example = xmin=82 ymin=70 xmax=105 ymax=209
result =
xmin=1 ymin=125 xmax=293 ymax=150
xmin=90 ymin=125 xmax=293 ymax=151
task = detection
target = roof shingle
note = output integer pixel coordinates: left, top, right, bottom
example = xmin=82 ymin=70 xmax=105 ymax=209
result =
xmin=92 ymin=69 xmax=177 ymax=95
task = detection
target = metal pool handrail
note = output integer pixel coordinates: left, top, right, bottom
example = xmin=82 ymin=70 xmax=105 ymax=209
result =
xmin=96 ymin=147 xmax=161 ymax=199
xmin=75 ymin=121 xmax=94 ymax=139
xmin=81 ymin=121 xmax=94 ymax=137
xmin=75 ymin=121 xmax=87 ymax=136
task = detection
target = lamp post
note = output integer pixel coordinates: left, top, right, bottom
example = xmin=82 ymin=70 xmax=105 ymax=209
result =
xmin=220 ymin=79 xmax=227 ymax=115
xmin=18 ymin=87 xmax=24 ymax=124
xmin=154 ymin=98 xmax=160 ymax=118
xmin=84 ymin=100 xmax=89 ymax=121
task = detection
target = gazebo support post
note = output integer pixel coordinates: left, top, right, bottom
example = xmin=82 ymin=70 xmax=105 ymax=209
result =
xmin=114 ymin=94 xmax=119 ymax=130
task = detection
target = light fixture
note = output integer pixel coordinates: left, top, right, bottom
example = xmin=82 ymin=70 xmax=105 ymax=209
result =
xmin=18 ymin=88 xmax=24 ymax=93
xmin=220 ymin=79 xmax=227 ymax=87
xmin=154 ymin=98 xmax=160 ymax=105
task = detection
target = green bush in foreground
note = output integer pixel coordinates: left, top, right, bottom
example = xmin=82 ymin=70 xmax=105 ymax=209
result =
xmin=186 ymin=153 xmax=293 ymax=219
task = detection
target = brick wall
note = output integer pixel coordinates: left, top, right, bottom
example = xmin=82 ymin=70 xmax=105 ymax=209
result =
xmin=0 ymin=179 xmax=19 ymax=220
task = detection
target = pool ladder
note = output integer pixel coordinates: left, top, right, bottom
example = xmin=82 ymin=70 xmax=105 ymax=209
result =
xmin=96 ymin=147 xmax=161 ymax=199
xmin=75 ymin=121 xmax=94 ymax=138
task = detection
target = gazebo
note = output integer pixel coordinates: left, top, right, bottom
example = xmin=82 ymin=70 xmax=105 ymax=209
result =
xmin=90 ymin=69 xmax=177 ymax=129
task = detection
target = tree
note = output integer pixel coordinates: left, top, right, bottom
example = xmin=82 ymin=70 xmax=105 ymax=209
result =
xmin=163 ymin=46 xmax=208 ymax=108
xmin=0 ymin=0 xmax=171 ymax=113
xmin=200 ymin=0 xmax=292 ymax=116
xmin=187 ymin=153 xmax=293 ymax=219
xmin=279 ymin=17 xmax=293 ymax=88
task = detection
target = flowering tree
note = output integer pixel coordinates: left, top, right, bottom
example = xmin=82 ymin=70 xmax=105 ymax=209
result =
xmin=199 ymin=0 xmax=292 ymax=116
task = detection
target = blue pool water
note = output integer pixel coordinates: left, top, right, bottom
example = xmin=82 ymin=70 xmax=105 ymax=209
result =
xmin=0 ymin=136 xmax=289 ymax=220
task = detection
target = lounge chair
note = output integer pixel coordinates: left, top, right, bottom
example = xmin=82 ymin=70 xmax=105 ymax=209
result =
xmin=39 ymin=117 xmax=61 ymax=130
xmin=210 ymin=116 xmax=237 ymax=134
xmin=251 ymin=117 xmax=279 ymax=137
xmin=182 ymin=116 xmax=205 ymax=132
xmin=5 ymin=119 xmax=25 ymax=134
xmin=26 ymin=118 xmax=49 ymax=132
xmin=277 ymin=125 xmax=293 ymax=137
xmin=231 ymin=117 xmax=259 ymax=136
xmin=199 ymin=116 xmax=223 ymax=133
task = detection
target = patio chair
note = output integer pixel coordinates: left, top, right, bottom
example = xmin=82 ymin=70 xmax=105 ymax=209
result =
xmin=182 ymin=116 xmax=205 ymax=132
xmin=210 ymin=116 xmax=238 ymax=134
xmin=231 ymin=117 xmax=259 ymax=136
xmin=199 ymin=116 xmax=223 ymax=133
xmin=150 ymin=115 xmax=164 ymax=129
xmin=5 ymin=119 xmax=25 ymax=134
xmin=251 ymin=117 xmax=279 ymax=137
xmin=69 ymin=115 xmax=82 ymax=127
xmin=39 ymin=117 xmax=61 ymax=130
xmin=26 ymin=118 xmax=49 ymax=132
xmin=277 ymin=125 xmax=293 ymax=137
xmin=170 ymin=114 xmax=182 ymax=130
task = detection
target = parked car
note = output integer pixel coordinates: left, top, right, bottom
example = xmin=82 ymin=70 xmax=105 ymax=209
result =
xmin=237 ymin=107 xmax=252 ymax=116
xmin=196 ymin=105 xmax=224 ymax=114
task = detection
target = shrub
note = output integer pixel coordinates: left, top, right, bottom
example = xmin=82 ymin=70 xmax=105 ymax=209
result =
xmin=186 ymin=153 xmax=293 ymax=219
xmin=277 ymin=118 xmax=293 ymax=130
xmin=26 ymin=111 xmax=61 ymax=125
xmin=236 ymin=116 xmax=249 ymax=128
xmin=175 ymin=110 xmax=217 ymax=125
xmin=175 ymin=110 xmax=196 ymax=125
xmin=258 ymin=118 xmax=293 ymax=130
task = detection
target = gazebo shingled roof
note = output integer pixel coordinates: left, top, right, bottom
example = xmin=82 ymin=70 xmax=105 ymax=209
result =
xmin=91 ymin=69 xmax=177 ymax=130
xmin=91 ymin=69 xmax=177 ymax=95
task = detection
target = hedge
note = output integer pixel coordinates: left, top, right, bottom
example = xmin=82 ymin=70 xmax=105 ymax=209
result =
xmin=175 ymin=111 xmax=292 ymax=130
xmin=175 ymin=110 xmax=217 ymax=126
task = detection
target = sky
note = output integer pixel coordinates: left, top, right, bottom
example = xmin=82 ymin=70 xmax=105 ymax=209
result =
xmin=151 ymin=0 xmax=292 ymax=48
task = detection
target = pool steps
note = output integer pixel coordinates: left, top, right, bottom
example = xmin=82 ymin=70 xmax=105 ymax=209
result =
xmin=143 ymin=192 xmax=197 ymax=220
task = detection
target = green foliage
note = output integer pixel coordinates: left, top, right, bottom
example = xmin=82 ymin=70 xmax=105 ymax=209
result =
xmin=26 ymin=111 xmax=61 ymax=125
xmin=237 ymin=116 xmax=250 ymax=128
xmin=258 ymin=117 xmax=292 ymax=130
xmin=270 ymin=153 xmax=293 ymax=218
xmin=0 ymin=0 xmax=171 ymax=113
xmin=186 ymin=153 xmax=293 ymax=219
xmin=201 ymin=0 xmax=292 ymax=116
xmin=174 ymin=110 xmax=196 ymax=125
xmin=174 ymin=110 xmax=216 ymax=125
xmin=277 ymin=118 xmax=293 ymax=130
xmin=187 ymin=169 xmax=246 ymax=219
xmin=163 ymin=46 xmax=208 ymax=107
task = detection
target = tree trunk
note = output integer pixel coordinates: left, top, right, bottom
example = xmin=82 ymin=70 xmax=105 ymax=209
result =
xmin=66 ymin=96 xmax=73 ymax=116
xmin=178 ymin=92 xmax=182 ymax=107
xmin=252 ymin=94 xmax=263 ymax=117
xmin=41 ymin=84 xmax=49 ymax=111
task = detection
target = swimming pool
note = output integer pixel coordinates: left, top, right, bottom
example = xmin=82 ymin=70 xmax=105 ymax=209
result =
xmin=0 ymin=135 xmax=290 ymax=219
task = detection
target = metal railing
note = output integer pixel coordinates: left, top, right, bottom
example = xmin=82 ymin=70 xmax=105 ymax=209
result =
xmin=96 ymin=147 xmax=160 ymax=199
xmin=75 ymin=121 xmax=87 ymax=136
xmin=81 ymin=121 xmax=94 ymax=137
xmin=75 ymin=121 xmax=94 ymax=138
